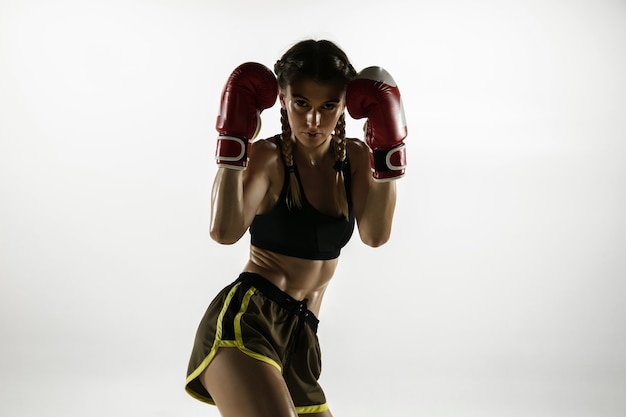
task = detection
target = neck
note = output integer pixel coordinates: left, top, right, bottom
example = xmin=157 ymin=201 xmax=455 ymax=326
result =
xmin=294 ymin=137 xmax=333 ymax=167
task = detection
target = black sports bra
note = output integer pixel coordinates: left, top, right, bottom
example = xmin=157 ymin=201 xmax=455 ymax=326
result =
xmin=249 ymin=137 xmax=356 ymax=260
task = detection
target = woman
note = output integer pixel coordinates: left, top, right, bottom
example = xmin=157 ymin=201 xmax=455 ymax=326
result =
xmin=185 ymin=39 xmax=407 ymax=417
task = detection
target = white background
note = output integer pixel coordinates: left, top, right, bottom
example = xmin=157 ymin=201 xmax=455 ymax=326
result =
xmin=1 ymin=0 xmax=625 ymax=416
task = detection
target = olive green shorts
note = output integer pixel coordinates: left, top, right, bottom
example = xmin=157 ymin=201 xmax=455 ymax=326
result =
xmin=185 ymin=272 xmax=327 ymax=414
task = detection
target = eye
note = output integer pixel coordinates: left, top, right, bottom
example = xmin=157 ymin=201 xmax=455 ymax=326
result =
xmin=322 ymin=102 xmax=338 ymax=111
xmin=294 ymin=99 xmax=309 ymax=108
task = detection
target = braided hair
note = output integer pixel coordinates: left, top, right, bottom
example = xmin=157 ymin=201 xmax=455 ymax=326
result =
xmin=274 ymin=39 xmax=357 ymax=219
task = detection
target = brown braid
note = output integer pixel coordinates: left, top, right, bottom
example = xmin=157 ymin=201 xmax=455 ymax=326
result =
xmin=279 ymin=108 xmax=303 ymax=210
xmin=332 ymin=113 xmax=349 ymax=219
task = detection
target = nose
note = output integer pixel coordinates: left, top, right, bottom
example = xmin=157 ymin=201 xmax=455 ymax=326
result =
xmin=306 ymin=109 xmax=320 ymax=128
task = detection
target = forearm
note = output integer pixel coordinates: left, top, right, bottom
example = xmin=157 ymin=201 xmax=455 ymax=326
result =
xmin=209 ymin=168 xmax=246 ymax=244
xmin=358 ymin=180 xmax=397 ymax=247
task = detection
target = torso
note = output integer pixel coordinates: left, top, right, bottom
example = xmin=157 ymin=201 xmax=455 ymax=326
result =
xmin=242 ymin=136 xmax=366 ymax=316
xmin=243 ymin=247 xmax=338 ymax=316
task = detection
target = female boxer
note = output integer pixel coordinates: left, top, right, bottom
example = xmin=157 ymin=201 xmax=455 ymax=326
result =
xmin=185 ymin=39 xmax=407 ymax=417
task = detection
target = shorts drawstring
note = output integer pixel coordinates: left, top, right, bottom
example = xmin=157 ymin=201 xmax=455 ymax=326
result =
xmin=284 ymin=298 xmax=310 ymax=372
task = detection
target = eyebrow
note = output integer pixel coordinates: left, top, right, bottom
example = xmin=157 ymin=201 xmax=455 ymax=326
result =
xmin=292 ymin=94 xmax=341 ymax=104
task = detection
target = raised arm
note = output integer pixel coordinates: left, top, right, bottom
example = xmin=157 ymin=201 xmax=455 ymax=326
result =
xmin=209 ymin=63 xmax=278 ymax=244
xmin=346 ymin=66 xmax=407 ymax=247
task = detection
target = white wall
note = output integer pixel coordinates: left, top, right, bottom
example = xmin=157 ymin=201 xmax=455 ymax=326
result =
xmin=1 ymin=0 xmax=625 ymax=416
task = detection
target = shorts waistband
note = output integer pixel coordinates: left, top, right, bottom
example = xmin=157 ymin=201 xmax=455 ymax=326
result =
xmin=237 ymin=272 xmax=319 ymax=332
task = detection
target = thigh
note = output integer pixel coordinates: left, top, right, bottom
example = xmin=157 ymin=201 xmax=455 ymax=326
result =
xmin=200 ymin=347 xmax=298 ymax=417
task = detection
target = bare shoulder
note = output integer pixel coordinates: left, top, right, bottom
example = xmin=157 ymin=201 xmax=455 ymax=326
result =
xmin=346 ymin=137 xmax=370 ymax=168
xmin=248 ymin=136 xmax=282 ymax=173
xmin=246 ymin=137 xmax=283 ymax=199
xmin=346 ymin=136 xmax=368 ymax=154
xmin=250 ymin=136 xmax=281 ymax=161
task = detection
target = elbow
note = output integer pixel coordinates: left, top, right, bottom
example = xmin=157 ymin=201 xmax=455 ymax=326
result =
xmin=363 ymin=237 xmax=390 ymax=248
xmin=209 ymin=226 xmax=243 ymax=245
xmin=360 ymin=231 xmax=391 ymax=248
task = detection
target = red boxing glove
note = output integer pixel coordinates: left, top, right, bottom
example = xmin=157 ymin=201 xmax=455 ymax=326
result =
xmin=215 ymin=62 xmax=278 ymax=169
xmin=346 ymin=67 xmax=407 ymax=181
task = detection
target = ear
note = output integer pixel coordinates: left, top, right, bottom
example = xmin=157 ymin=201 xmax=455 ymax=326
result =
xmin=278 ymin=89 xmax=286 ymax=109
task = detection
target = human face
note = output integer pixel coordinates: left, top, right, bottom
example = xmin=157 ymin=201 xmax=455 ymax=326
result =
xmin=279 ymin=79 xmax=345 ymax=149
